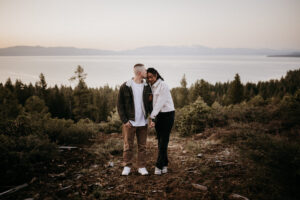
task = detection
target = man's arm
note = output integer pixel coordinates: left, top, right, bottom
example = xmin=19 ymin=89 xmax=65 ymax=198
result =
xmin=117 ymin=85 xmax=129 ymax=124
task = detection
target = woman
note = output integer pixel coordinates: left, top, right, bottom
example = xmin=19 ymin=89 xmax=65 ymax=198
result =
xmin=147 ymin=68 xmax=175 ymax=175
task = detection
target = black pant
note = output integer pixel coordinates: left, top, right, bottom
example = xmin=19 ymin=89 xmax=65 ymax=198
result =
xmin=155 ymin=111 xmax=175 ymax=169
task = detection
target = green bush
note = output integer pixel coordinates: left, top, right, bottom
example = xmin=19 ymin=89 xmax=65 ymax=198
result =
xmin=101 ymin=138 xmax=123 ymax=155
xmin=45 ymin=118 xmax=97 ymax=145
xmin=175 ymin=97 xmax=211 ymax=137
xmin=279 ymin=92 xmax=300 ymax=129
xmin=248 ymin=95 xmax=265 ymax=106
xmin=44 ymin=118 xmax=74 ymax=142
xmin=89 ymin=137 xmax=123 ymax=162
xmin=208 ymin=101 xmax=228 ymax=127
xmin=0 ymin=134 xmax=57 ymax=185
xmin=99 ymin=109 xmax=122 ymax=133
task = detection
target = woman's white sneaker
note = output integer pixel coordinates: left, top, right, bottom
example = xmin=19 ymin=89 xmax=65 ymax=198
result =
xmin=154 ymin=167 xmax=162 ymax=175
xmin=162 ymin=166 xmax=168 ymax=174
xmin=121 ymin=166 xmax=131 ymax=176
xmin=138 ymin=167 xmax=149 ymax=175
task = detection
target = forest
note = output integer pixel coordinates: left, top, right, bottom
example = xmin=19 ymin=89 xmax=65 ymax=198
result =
xmin=0 ymin=66 xmax=299 ymax=200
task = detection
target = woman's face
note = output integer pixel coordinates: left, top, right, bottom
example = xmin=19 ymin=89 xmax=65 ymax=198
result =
xmin=147 ymin=72 xmax=157 ymax=85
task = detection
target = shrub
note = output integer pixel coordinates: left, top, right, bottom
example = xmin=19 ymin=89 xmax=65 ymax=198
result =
xmin=208 ymin=101 xmax=228 ymax=127
xmin=45 ymin=118 xmax=97 ymax=145
xmin=101 ymin=138 xmax=123 ymax=155
xmin=89 ymin=138 xmax=123 ymax=162
xmin=0 ymin=134 xmax=57 ymax=185
xmin=99 ymin=109 xmax=122 ymax=133
xmin=248 ymin=95 xmax=265 ymax=106
xmin=58 ymin=119 xmax=96 ymax=145
xmin=279 ymin=93 xmax=300 ymax=129
xmin=44 ymin=118 xmax=74 ymax=142
xmin=175 ymin=97 xmax=211 ymax=137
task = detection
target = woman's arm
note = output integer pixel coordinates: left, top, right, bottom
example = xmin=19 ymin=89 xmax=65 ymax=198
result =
xmin=150 ymin=83 xmax=169 ymax=119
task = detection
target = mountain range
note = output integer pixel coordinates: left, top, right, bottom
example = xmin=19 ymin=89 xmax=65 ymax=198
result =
xmin=0 ymin=45 xmax=299 ymax=56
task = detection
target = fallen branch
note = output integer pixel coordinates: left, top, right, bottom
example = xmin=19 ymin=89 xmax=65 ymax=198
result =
xmin=0 ymin=183 xmax=28 ymax=197
xmin=126 ymin=191 xmax=144 ymax=195
xmin=58 ymin=146 xmax=78 ymax=150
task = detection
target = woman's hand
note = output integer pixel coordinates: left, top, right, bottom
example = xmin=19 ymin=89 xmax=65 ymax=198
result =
xmin=149 ymin=121 xmax=155 ymax=128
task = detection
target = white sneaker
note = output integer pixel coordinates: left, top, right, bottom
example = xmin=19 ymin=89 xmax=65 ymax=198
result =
xmin=121 ymin=166 xmax=131 ymax=176
xmin=162 ymin=166 xmax=168 ymax=174
xmin=154 ymin=167 xmax=162 ymax=175
xmin=138 ymin=167 xmax=149 ymax=175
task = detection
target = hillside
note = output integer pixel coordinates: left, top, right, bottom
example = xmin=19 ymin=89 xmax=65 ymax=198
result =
xmin=0 ymin=68 xmax=299 ymax=200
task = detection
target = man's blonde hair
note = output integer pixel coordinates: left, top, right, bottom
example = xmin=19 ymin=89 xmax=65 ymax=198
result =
xmin=133 ymin=63 xmax=145 ymax=75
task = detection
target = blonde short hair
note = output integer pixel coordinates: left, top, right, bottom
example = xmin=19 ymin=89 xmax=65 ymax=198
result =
xmin=133 ymin=63 xmax=145 ymax=75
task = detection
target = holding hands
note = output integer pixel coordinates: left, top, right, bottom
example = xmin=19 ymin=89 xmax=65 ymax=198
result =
xmin=124 ymin=121 xmax=132 ymax=128
xmin=149 ymin=121 xmax=155 ymax=128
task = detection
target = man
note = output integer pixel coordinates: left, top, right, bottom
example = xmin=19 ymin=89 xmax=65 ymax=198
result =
xmin=117 ymin=63 xmax=153 ymax=175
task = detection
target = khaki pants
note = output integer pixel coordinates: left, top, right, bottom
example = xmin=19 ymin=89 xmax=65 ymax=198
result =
xmin=122 ymin=125 xmax=147 ymax=168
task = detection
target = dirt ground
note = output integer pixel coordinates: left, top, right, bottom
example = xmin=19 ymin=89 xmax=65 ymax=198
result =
xmin=4 ymin=131 xmax=250 ymax=200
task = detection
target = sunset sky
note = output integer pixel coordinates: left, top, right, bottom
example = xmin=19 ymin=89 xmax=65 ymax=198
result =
xmin=0 ymin=0 xmax=299 ymax=50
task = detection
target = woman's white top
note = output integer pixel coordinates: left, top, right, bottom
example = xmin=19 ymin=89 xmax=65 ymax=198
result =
xmin=150 ymin=79 xmax=175 ymax=119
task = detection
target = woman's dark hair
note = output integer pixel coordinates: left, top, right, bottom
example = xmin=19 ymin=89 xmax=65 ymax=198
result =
xmin=147 ymin=68 xmax=164 ymax=81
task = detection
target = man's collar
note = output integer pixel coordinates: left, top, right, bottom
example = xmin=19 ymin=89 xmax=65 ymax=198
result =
xmin=126 ymin=78 xmax=148 ymax=87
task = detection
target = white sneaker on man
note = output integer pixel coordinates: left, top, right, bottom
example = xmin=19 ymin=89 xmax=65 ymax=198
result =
xmin=162 ymin=166 xmax=168 ymax=174
xmin=138 ymin=167 xmax=149 ymax=175
xmin=121 ymin=166 xmax=131 ymax=176
xmin=154 ymin=167 xmax=162 ymax=175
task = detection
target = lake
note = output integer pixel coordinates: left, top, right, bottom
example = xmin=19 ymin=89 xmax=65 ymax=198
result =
xmin=0 ymin=55 xmax=299 ymax=88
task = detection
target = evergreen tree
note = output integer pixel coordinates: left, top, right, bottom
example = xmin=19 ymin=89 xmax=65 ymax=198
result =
xmin=48 ymin=85 xmax=67 ymax=118
xmin=178 ymin=74 xmax=189 ymax=107
xmin=36 ymin=73 xmax=49 ymax=107
xmin=70 ymin=65 xmax=96 ymax=121
xmin=0 ymin=84 xmax=22 ymax=120
xmin=228 ymin=73 xmax=244 ymax=104
xmin=15 ymin=79 xmax=28 ymax=105
xmin=189 ymin=79 xmax=214 ymax=106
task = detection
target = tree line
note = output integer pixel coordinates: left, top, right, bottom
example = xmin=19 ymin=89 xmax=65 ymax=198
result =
xmin=171 ymin=68 xmax=300 ymax=108
xmin=0 ymin=66 xmax=118 ymax=124
xmin=1 ymin=66 xmax=300 ymax=124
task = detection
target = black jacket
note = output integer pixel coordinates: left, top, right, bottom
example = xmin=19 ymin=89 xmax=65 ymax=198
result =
xmin=117 ymin=79 xmax=153 ymax=124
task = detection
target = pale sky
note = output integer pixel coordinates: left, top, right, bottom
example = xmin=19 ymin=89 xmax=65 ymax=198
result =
xmin=0 ymin=0 xmax=299 ymax=50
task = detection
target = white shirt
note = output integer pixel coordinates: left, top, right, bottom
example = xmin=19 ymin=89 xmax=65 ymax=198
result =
xmin=150 ymin=79 xmax=175 ymax=119
xmin=129 ymin=80 xmax=148 ymax=127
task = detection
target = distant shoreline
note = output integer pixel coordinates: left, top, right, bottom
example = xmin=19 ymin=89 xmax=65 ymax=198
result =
xmin=1 ymin=45 xmax=299 ymax=57
xmin=268 ymin=54 xmax=300 ymax=58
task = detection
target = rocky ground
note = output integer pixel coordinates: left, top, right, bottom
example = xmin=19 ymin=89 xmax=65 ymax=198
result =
xmin=3 ymin=130 xmax=250 ymax=200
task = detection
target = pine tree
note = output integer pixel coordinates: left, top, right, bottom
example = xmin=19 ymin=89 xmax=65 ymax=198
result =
xmin=36 ymin=73 xmax=49 ymax=105
xmin=69 ymin=65 xmax=96 ymax=121
xmin=228 ymin=73 xmax=244 ymax=104
xmin=178 ymin=74 xmax=189 ymax=107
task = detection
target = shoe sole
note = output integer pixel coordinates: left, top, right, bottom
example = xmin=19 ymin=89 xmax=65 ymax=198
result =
xmin=138 ymin=173 xmax=149 ymax=175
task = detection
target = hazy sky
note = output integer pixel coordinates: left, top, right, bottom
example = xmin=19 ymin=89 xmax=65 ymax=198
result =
xmin=0 ymin=0 xmax=299 ymax=50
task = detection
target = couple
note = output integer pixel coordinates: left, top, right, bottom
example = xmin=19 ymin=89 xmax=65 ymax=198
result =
xmin=117 ymin=63 xmax=175 ymax=176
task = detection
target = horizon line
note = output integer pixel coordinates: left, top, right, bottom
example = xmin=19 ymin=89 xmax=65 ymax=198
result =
xmin=1 ymin=44 xmax=299 ymax=51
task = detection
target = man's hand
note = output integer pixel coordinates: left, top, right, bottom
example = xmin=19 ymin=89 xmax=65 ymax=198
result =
xmin=124 ymin=121 xmax=132 ymax=128
xmin=149 ymin=121 xmax=155 ymax=128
